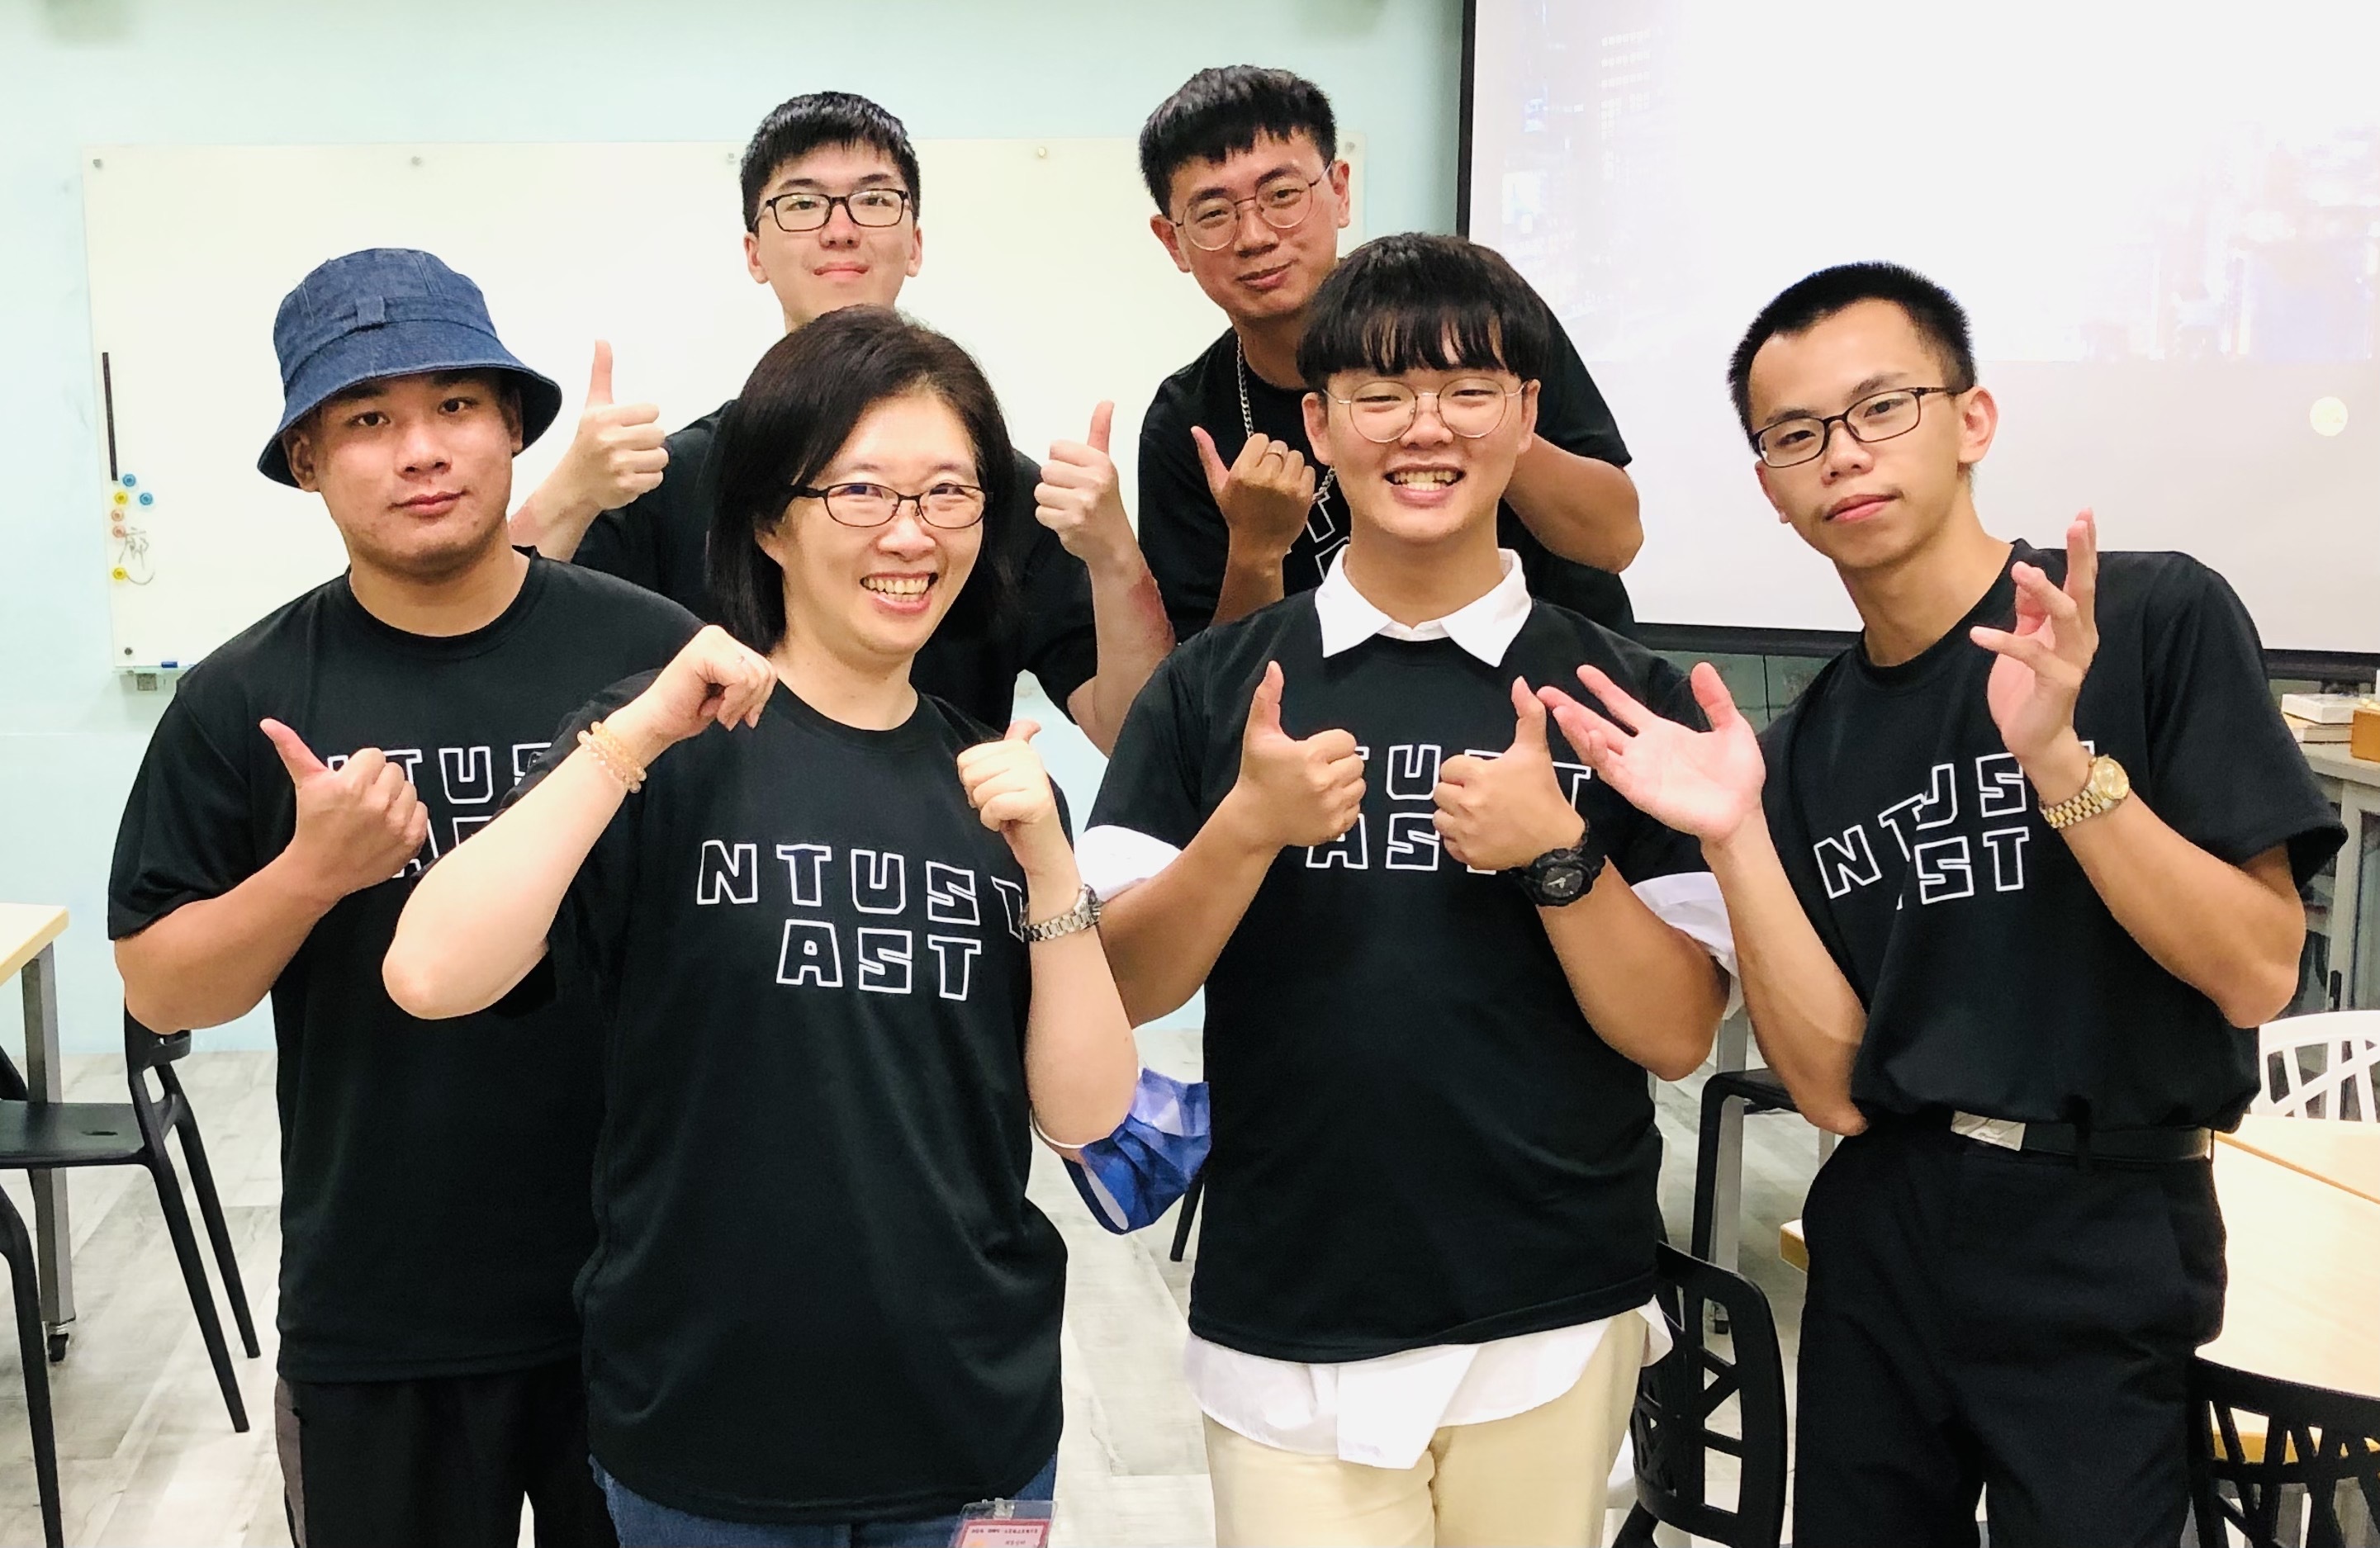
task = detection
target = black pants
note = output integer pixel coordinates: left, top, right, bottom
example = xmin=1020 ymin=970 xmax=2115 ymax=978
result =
xmin=1792 ymin=1122 xmax=2226 ymax=1548
xmin=277 ymin=1357 xmax=615 ymax=1548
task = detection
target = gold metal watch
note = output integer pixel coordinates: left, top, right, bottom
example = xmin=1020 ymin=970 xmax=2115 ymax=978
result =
xmin=2042 ymin=755 xmax=2131 ymax=831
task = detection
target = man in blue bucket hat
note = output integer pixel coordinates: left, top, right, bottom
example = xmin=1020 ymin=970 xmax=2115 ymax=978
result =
xmin=111 ymin=249 xmax=699 ymax=1548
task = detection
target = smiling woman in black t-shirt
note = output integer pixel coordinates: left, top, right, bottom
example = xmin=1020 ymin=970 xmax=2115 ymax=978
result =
xmin=384 ymin=308 xmax=1138 ymax=1545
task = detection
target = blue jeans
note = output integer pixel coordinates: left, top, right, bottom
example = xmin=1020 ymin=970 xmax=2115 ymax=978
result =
xmin=592 ymin=1456 xmax=1058 ymax=1548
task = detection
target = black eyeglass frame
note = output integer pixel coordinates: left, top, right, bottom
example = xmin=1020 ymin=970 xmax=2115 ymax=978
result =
xmin=790 ymin=480 xmax=988 ymax=530
xmin=1171 ymin=171 xmax=1328 ymax=251
xmin=1751 ymin=386 xmax=1965 ymax=468
xmin=754 ymin=187 xmax=915 ymax=235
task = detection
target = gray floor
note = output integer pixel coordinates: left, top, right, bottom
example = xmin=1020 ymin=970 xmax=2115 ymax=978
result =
xmin=0 ymin=1038 xmax=1825 ymax=1546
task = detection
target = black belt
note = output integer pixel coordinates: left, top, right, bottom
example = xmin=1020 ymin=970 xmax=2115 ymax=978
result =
xmin=1949 ymin=1110 xmax=2212 ymax=1163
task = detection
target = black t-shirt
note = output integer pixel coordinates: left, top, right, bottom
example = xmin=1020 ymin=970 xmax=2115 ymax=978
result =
xmin=1762 ymin=543 xmax=2344 ymax=1131
xmin=107 ymin=558 xmax=699 ymax=1381
xmin=574 ymin=405 xmax=1099 ymax=728
xmin=514 ymin=681 xmax=1064 ymax=1524
xmin=1136 ymin=325 xmax=1637 ymax=639
xmin=1088 ymin=594 xmax=1706 ymax=1361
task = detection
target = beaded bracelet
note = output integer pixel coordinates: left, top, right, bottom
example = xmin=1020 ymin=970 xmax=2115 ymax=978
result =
xmin=576 ymin=720 xmax=647 ymax=793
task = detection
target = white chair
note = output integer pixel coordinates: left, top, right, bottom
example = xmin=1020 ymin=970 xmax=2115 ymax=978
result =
xmin=2254 ymin=1010 xmax=2380 ymax=1121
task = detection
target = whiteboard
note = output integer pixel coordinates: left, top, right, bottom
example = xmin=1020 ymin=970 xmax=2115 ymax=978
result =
xmin=80 ymin=137 xmax=1367 ymax=669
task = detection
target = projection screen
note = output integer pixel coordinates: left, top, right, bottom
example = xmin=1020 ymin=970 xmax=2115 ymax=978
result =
xmin=1463 ymin=0 xmax=2380 ymax=658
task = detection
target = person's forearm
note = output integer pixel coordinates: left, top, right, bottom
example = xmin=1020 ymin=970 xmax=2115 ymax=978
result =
xmin=1704 ymin=815 xmax=1871 ymax=1134
xmin=1538 ymin=870 xmax=1725 ymax=1080
xmin=1211 ymin=542 xmax=1288 ymax=627
xmin=507 ymin=478 xmax=604 ymax=562
xmin=1019 ymin=850 xmax=1140 ymax=1146
xmin=1068 ymin=547 xmax=1175 ymax=755
xmin=2031 ymin=741 xmax=2302 ymax=1025
xmin=385 ymin=745 xmax=629 ymax=1018
xmin=1096 ymin=793 xmax=1278 ymax=1024
xmin=116 ymin=851 xmax=342 ymax=1033
xmin=1505 ymin=443 xmax=1642 ymax=572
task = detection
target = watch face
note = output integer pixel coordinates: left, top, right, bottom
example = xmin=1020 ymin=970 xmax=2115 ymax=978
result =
xmin=1538 ymin=863 xmax=1586 ymax=901
xmin=2092 ymin=758 xmax=2131 ymax=802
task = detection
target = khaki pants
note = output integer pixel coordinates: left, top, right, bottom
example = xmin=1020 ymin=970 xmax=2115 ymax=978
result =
xmin=1203 ymin=1314 xmax=1646 ymax=1547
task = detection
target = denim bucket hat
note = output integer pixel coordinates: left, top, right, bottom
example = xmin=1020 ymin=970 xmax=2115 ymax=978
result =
xmin=258 ymin=248 xmax=562 ymax=486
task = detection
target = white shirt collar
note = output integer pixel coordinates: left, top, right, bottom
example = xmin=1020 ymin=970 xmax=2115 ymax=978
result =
xmin=1313 ymin=547 xmax=1534 ymax=666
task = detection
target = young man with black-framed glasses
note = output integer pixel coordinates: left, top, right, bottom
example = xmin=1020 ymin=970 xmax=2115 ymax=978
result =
xmin=1543 ymin=262 xmax=2344 ymax=1546
xmin=510 ymin=91 xmax=1172 ymax=752
xmin=1083 ymin=233 xmax=1733 ymax=1548
xmin=1133 ymin=65 xmax=1643 ymax=641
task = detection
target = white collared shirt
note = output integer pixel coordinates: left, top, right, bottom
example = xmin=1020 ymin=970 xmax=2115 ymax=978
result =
xmin=1311 ymin=545 xmax=1538 ymax=663
xmin=1079 ymin=549 xmax=1726 ymax=1469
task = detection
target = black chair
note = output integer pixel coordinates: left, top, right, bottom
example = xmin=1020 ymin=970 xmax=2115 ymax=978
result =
xmin=2188 ymin=1356 xmax=2380 ymax=1548
xmin=1689 ymin=1064 xmax=1799 ymax=1262
xmin=0 ymin=1185 xmax=62 ymax=1547
xmin=1614 ymin=1243 xmax=1788 ymax=1548
xmin=0 ymin=1012 xmax=260 ymax=1427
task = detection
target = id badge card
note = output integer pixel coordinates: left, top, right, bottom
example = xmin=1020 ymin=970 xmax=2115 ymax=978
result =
xmin=950 ymin=1498 xmax=1054 ymax=1548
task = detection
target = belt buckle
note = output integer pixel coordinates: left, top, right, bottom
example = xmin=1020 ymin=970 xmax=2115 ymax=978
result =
xmin=1951 ymin=1112 xmax=2027 ymax=1152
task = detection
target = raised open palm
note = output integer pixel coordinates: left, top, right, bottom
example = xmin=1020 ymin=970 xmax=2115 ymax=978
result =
xmin=1538 ymin=661 xmax=1765 ymax=843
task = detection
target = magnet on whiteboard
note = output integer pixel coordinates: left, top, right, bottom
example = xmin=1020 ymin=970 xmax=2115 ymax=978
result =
xmin=121 ymin=474 xmax=137 ymax=487
xmin=2311 ymin=396 xmax=2349 ymax=436
xmin=112 ymin=490 xmax=129 ymax=506
xmin=138 ymin=491 xmax=154 ymax=505
xmin=111 ymin=567 xmax=128 ymax=580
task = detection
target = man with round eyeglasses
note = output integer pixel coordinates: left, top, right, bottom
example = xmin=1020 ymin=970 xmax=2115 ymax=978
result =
xmin=1132 ymin=65 xmax=1644 ymax=641
xmin=1082 ymin=230 xmax=1733 ymax=1548
xmin=1536 ymin=261 xmax=2343 ymax=1546
xmin=509 ymin=91 xmax=1173 ymax=751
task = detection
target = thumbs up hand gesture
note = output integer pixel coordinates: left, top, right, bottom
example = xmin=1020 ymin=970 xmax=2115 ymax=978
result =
xmin=1220 ymin=662 xmax=1367 ymax=851
xmin=1036 ymin=402 xmax=1136 ymax=570
xmin=1432 ymin=679 xmax=1588 ymax=872
xmin=548 ymin=341 xmax=669 ymax=518
xmin=260 ymin=719 xmax=431 ymax=904
xmin=1192 ymin=424 xmax=1314 ymax=564
xmin=958 ymin=721 xmax=1074 ymax=881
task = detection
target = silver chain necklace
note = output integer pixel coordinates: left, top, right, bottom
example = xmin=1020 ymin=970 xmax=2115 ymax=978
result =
xmin=1236 ymin=338 xmax=1337 ymax=515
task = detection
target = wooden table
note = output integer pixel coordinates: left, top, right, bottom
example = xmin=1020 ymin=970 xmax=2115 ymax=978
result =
xmin=0 ymin=905 xmax=77 ymax=1351
xmin=2219 ymin=1115 xmax=2380 ymax=1206
xmin=2206 ymin=1140 xmax=2380 ymax=1401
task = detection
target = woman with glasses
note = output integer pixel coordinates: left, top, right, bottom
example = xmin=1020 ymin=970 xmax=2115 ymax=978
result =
xmin=385 ymin=305 xmax=1138 ymax=1546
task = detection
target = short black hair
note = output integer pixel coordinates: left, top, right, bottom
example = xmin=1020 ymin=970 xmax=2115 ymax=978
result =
xmin=709 ymin=307 xmax=1017 ymax=656
xmin=1727 ymin=262 xmax=1976 ymax=439
xmin=1297 ymin=233 xmax=1553 ymax=390
xmin=739 ymin=91 xmax=922 ymax=231
xmin=1138 ymin=65 xmax=1336 ymax=211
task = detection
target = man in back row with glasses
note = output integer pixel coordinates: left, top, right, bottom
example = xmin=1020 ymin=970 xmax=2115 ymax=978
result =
xmin=1133 ymin=65 xmax=1645 ymax=641
xmin=510 ymin=90 xmax=1173 ymax=752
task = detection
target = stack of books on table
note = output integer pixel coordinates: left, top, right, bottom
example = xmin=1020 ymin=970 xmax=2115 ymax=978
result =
xmin=2282 ymin=693 xmax=2366 ymax=746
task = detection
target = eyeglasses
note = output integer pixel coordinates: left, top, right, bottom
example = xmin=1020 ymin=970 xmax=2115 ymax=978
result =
xmin=1752 ymin=386 xmax=1960 ymax=468
xmin=793 ymin=480 xmax=986 ymax=530
xmin=1173 ymin=171 xmax=1325 ymax=251
xmin=1328 ymin=378 xmax=1523 ymax=443
xmin=756 ymin=187 xmax=913 ymax=234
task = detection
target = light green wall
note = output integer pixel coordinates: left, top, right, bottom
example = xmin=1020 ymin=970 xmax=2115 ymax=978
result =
xmin=0 ymin=0 xmax=1465 ymax=1051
